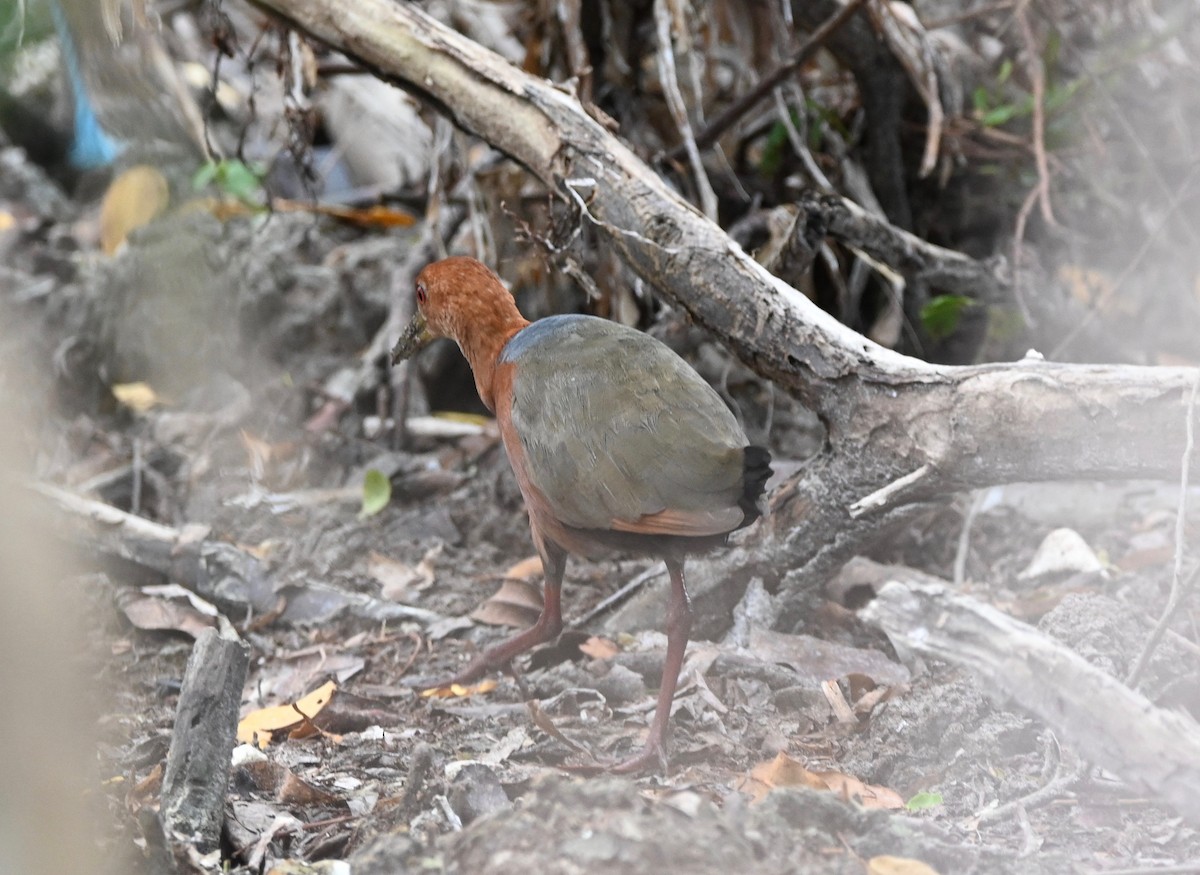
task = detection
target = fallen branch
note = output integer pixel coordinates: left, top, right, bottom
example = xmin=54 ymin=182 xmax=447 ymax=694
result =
xmin=861 ymin=574 xmax=1200 ymax=824
xmin=32 ymin=483 xmax=447 ymax=626
xmin=33 ymin=482 xmax=278 ymax=615
xmin=794 ymin=190 xmax=1011 ymax=301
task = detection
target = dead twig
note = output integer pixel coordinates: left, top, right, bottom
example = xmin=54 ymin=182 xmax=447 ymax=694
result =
xmin=653 ymin=0 xmax=717 ymax=220
xmin=953 ymin=490 xmax=987 ymax=588
xmin=1125 ymin=369 xmax=1200 ymax=688
xmin=1016 ymin=1 xmax=1055 ymax=227
xmin=665 ymin=0 xmax=870 ymax=162
xmin=570 ymin=564 xmax=667 ymax=628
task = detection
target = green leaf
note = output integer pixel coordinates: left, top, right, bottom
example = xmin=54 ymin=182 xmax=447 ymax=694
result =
xmin=971 ymin=86 xmax=991 ymax=115
xmin=920 ymin=294 xmax=974 ymax=341
xmin=192 ymin=161 xmax=219 ymax=191
xmin=996 ymin=58 xmax=1013 ymax=85
xmin=220 ymin=160 xmax=263 ymax=202
xmin=980 ymin=103 xmax=1021 ymax=127
xmin=906 ymin=791 xmax=944 ymax=812
xmin=360 ymin=469 xmax=392 ymax=519
xmin=757 ymin=119 xmax=792 ymax=177
xmin=191 ymin=158 xmax=266 ymax=204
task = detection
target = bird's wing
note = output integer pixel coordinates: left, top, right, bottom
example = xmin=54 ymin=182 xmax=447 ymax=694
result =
xmin=503 ymin=316 xmax=748 ymax=535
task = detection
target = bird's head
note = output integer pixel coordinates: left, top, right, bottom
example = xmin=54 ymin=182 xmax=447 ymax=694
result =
xmin=390 ymin=256 xmax=523 ymax=365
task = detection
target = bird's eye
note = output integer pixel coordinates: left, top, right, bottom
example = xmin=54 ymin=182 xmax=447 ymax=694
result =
xmin=416 ymin=282 xmax=427 ymax=305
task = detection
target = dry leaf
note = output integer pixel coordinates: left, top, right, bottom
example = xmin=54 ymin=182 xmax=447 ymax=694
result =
xmin=111 ymin=382 xmax=162 ymax=413
xmin=238 ymin=760 xmax=339 ymax=806
xmin=1058 ymin=265 xmax=1117 ymax=310
xmin=868 ymin=856 xmax=942 ymax=875
xmin=579 ymin=636 xmax=620 ymax=659
xmin=419 ymin=679 xmax=498 ymax=699
xmin=99 ymin=165 xmax=170 ymax=254
xmin=503 ymin=555 xmax=543 ymax=580
xmin=737 ymin=752 xmax=904 ymax=809
xmin=237 ymin=681 xmax=338 ymax=748
xmin=470 ymin=577 xmax=543 ymax=628
xmin=118 ymin=587 xmax=217 ymax=639
xmin=368 ymin=544 xmax=440 ymax=600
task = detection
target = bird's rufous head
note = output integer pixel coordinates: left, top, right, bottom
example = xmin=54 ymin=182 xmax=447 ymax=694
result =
xmin=389 ymin=257 xmax=524 ymax=365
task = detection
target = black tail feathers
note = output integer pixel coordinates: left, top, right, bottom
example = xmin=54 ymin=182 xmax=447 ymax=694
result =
xmin=736 ymin=445 xmax=773 ymax=528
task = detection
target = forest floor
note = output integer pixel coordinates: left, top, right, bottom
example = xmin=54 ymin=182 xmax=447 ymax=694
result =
xmin=3 ymin=139 xmax=1199 ymax=873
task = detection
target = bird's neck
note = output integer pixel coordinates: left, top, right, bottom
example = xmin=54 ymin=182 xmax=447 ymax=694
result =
xmin=459 ymin=311 xmax=529 ymax=412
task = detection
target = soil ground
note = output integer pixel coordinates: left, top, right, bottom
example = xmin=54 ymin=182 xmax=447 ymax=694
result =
xmin=3 ymin=147 xmax=1200 ymax=874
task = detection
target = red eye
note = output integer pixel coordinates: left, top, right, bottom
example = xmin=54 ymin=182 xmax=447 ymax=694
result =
xmin=416 ymin=282 xmax=427 ymax=305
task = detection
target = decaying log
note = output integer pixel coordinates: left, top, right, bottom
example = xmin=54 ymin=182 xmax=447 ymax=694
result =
xmin=861 ymin=574 xmax=1200 ymax=824
xmin=247 ymin=0 xmax=1199 ymax=584
xmin=161 ymin=627 xmax=250 ymax=851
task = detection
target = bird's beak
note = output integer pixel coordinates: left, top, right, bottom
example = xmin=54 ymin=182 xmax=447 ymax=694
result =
xmin=390 ymin=312 xmax=433 ymax=365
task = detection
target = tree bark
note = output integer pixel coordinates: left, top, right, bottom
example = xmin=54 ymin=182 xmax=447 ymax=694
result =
xmin=249 ymin=0 xmax=1199 ymax=581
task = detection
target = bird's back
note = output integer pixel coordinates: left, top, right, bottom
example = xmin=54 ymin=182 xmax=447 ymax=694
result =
xmin=498 ymin=315 xmax=767 ymax=543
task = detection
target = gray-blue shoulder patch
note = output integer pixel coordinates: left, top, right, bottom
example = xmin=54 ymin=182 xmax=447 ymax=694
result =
xmin=500 ymin=314 xmax=601 ymax=363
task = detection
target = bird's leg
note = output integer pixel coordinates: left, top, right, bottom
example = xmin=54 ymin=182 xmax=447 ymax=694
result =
xmin=611 ymin=557 xmax=692 ymax=774
xmin=445 ymin=545 xmax=566 ymax=686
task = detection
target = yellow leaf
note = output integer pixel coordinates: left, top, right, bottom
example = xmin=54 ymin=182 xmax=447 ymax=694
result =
xmin=237 ymin=680 xmax=337 ymax=748
xmin=420 ymin=679 xmax=498 ymax=699
xmin=867 ymin=856 xmax=942 ymax=875
xmin=100 ymin=165 xmax=170 ymax=255
xmin=579 ymin=636 xmax=620 ymax=659
xmin=111 ymin=381 xmax=162 ymax=413
xmin=504 ymin=555 xmax=544 ymax=580
xmin=432 ymin=411 xmax=495 ymax=426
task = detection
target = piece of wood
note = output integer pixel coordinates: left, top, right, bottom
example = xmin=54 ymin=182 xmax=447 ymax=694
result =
xmin=860 ymin=573 xmax=1200 ymax=824
xmin=161 ymin=627 xmax=250 ymax=852
xmin=32 ymin=482 xmax=277 ymax=615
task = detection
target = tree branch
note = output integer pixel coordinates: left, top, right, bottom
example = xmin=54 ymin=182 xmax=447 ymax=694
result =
xmin=249 ymin=0 xmax=1199 ymax=581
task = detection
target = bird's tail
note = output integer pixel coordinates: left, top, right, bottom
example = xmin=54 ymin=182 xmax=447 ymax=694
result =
xmin=737 ymin=445 xmax=773 ymax=527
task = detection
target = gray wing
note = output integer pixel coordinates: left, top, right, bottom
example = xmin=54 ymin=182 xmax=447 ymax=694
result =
xmin=504 ymin=316 xmax=748 ymax=532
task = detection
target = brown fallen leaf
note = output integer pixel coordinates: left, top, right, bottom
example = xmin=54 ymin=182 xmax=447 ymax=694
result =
xmin=125 ymin=763 xmax=163 ymax=813
xmin=737 ymin=752 xmax=904 ymax=810
xmin=238 ymin=681 xmax=338 ymax=748
xmin=369 ymin=544 xmax=440 ymax=600
xmin=470 ymin=577 xmax=543 ymax=628
xmin=237 ymin=760 xmax=339 ymax=806
xmin=117 ymin=585 xmax=219 ymax=639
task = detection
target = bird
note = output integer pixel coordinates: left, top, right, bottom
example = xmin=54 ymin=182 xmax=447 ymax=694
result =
xmin=391 ymin=256 xmax=771 ymax=772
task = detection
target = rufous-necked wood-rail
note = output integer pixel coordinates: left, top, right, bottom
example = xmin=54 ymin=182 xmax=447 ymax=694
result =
xmin=391 ymin=256 xmax=771 ymax=772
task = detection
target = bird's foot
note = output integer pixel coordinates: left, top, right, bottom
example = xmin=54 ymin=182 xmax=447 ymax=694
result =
xmin=560 ymin=741 xmax=668 ymax=776
xmin=607 ymin=743 xmax=668 ymax=775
